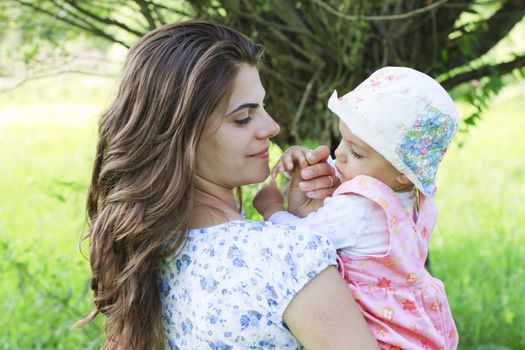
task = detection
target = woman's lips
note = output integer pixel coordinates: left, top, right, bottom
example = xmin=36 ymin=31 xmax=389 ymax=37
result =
xmin=249 ymin=149 xmax=269 ymax=159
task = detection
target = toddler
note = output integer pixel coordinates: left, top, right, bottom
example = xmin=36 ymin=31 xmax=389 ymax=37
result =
xmin=254 ymin=67 xmax=459 ymax=350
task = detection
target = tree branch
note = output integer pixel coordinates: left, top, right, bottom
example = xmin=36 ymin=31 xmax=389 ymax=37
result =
xmin=440 ymin=54 xmax=525 ymax=89
xmin=133 ymin=0 xmax=158 ymax=31
xmin=233 ymin=10 xmax=320 ymax=43
xmin=292 ymin=64 xmax=323 ymax=140
xmin=310 ymin=0 xmax=448 ymax=21
xmin=63 ymin=0 xmax=144 ymax=37
xmin=440 ymin=0 xmax=525 ymax=73
xmin=13 ymin=0 xmax=130 ymax=47
xmin=149 ymin=1 xmax=192 ymax=18
xmin=151 ymin=3 xmax=166 ymax=25
xmin=1 ymin=69 xmax=118 ymax=93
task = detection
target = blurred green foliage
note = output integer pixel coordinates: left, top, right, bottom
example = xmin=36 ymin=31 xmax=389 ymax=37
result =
xmin=2 ymin=1 xmax=525 ymax=147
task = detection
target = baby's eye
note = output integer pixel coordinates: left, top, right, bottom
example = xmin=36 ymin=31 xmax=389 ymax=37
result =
xmin=350 ymin=149 xmax=363 ymax=159
xmin=234 ymin=116 xmax=252 ymax=126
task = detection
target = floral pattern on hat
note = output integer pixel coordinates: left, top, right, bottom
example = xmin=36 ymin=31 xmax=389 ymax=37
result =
xmin=396 ymin=104 xmax=457 ymax=196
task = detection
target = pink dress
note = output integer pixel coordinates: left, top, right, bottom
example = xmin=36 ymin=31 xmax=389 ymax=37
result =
xmin=334 ymin=175 xmax=458 ymax=350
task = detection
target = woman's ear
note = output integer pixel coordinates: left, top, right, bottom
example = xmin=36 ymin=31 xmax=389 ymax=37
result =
xmin=395 ymin=174 xmax=412 ymax=185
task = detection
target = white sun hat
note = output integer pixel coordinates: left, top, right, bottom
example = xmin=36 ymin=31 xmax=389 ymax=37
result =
xmin=328 ymin=66 xmax=459 ymax=196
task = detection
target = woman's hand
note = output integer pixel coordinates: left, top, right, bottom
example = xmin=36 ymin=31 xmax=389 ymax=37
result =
xmin=298 ymin=145 xmax=341 ymax=199
xmin=287 ymin=145 xmax=340 ymax=217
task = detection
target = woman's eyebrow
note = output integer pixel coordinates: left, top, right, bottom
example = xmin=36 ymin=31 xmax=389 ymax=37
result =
xmin=226 ymin=103 xmax=258 ymax=116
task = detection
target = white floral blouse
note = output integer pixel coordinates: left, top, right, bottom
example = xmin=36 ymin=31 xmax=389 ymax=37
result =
xmin=158 ymin=220 xmax=336 ymax=349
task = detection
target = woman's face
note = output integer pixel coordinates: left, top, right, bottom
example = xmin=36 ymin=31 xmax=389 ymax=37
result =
xmin=195 ymin=64 xmax=280 ymax=189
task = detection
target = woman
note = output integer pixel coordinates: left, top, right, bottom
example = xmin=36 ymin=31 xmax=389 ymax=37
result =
xmin=80 ymin=20 xmax=378 ymax=349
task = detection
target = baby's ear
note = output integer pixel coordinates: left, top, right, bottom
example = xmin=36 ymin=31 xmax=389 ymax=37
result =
xmin=396 ymin=174 xmax=412 ymax=185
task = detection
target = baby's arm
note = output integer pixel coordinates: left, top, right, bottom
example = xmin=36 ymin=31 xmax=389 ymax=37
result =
xmin=253 ymin=179 xmax=285 ymax=220
xmin=274 ymin=145 xmax=339 ymax=217
xmin=270 ymin=195 xmax=361 ymax=250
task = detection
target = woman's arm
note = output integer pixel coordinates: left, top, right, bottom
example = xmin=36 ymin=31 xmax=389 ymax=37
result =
xmin=283 ymin=266 xmax=379 ymax=350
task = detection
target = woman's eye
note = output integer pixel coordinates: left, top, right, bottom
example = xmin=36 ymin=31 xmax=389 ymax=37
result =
xmin=234 ymin=116 xmax=252 ymax=126
xmin=350 ymin=149 xmax=363 ymax=159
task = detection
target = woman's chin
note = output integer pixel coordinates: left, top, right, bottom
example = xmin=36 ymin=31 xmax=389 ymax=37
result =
xmin=246 ymin=167 xmax=270 ymax=185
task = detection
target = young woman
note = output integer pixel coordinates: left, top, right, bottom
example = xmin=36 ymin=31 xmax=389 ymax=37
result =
xmin=80 ymin=20 xmax=378 ymax=349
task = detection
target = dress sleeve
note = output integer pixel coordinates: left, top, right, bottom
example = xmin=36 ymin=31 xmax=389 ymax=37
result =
xmin=261 ymin=223 xmax=338 ymax=320
xmin=268 ymin=195 xmax=367 ymax=250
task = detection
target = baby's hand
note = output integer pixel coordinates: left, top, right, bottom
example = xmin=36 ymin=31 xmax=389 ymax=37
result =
xmin=253 ymin=179 xmax=285 ymax=220
xmin=272 ymin=145 xmax=310 ymax=178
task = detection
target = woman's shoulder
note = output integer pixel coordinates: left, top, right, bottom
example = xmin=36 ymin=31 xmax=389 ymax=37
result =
xmin=188 ymin=219 xmax=335 ymax=254
xmin=190 ymin=220 xmax=336 ymax=289
xmin=169 ymin=220 xmax=337 ymax=279
xmin=159 ymin=220 xmax=337 ymax=347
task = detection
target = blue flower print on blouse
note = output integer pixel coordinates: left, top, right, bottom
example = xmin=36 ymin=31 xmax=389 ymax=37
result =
xmin=200 ymin=276 xmax=220 ymax=293
xmin=175 ymin=254 xmax=192 ymax=273
xmin=209 ymin=341 xmax=233 ymax=350
xmin=227 ymin=244 xmax=247 ymax=267
xmin=240 ymin=310 xmax=263 ymax=330
xmin=158 ymin=220 xmax=336 ymax=349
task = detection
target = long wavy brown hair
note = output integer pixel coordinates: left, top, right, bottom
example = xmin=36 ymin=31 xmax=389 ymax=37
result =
xmin=78 ymin=20 xmax=262 ymax=349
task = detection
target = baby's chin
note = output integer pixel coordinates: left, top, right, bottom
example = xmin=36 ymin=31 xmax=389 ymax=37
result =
xmin=338 ymin=174 xmax=351 ymax=182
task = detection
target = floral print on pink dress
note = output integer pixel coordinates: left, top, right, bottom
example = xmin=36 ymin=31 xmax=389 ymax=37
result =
xmin=334 ymin=175 xmax=458 ymax=350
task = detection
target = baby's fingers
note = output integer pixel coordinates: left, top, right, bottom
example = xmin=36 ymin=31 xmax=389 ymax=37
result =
xmin=285 ymin=148 xmax=309 ymax=170
xmin=272 ymin=146 xmax=310 ymax=178
xmin=282 ymin=152 xmax=297 ymax=172
xmin=272 ymin=158 xmax=286 ymax=178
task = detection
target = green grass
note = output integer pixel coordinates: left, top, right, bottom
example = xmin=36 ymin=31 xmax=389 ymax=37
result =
xmin=432 ymin=95 xmax=525 ymax=349
xmin=1 ymin=75 xmax=524 ymax=349
xmin=0 ymin=75 xmax=108 ymax=349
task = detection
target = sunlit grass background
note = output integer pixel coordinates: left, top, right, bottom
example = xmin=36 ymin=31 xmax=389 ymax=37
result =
xmin=1 ymin=74 xmax=524 ymax=349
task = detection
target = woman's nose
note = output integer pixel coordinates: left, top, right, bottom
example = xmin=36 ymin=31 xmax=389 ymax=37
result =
xmin=257 ymin=111 xmax=280 ymax=139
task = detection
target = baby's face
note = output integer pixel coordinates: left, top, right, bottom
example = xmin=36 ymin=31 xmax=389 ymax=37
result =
xmin=334 ymin=121 xmax=407 ymax=190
